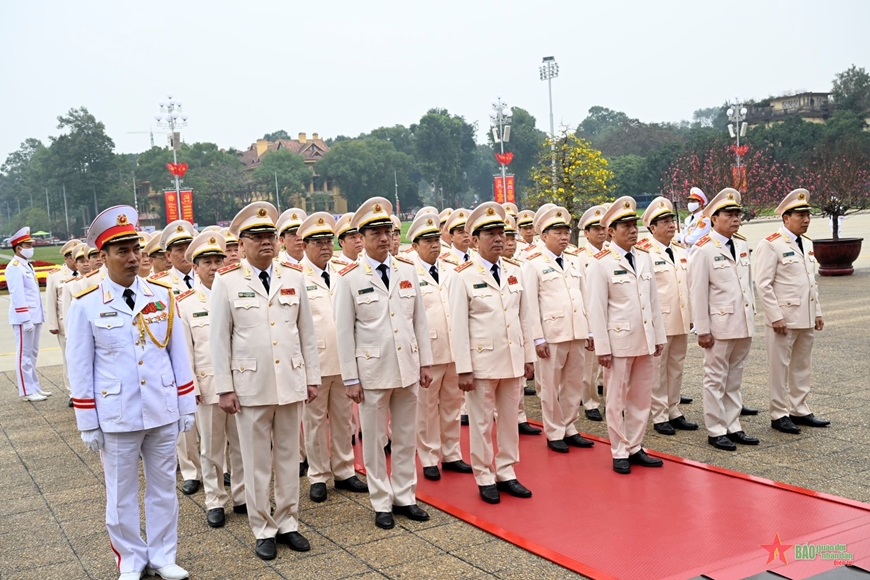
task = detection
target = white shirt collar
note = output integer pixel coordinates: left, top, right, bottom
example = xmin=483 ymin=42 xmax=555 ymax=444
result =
xmin=341 ymin=252 xmax=356 ymax=263
xmin=611 ymin=243 xmax=632 ymax=258
xmin=248 ymin=261 xmax=273 ymax=278
xmin=307 ymin=259 xmax=324 ymax=276
xmin=542 ymin=246 xmax=563 ymax=264
xmin=451 ymin=245 xmax=469 ymax=262
xmin=365 ymin=253 xmax=390 ymax=274
xmin=478 ymin=254 xmax=500 ymax=274
xmin=781 ymin=226 xmax=798 ymax=242
xmin=105 ymin=274 xmax=140 ymax=303
xmin=710 ymin=229 xmax=731 ymax=245
xmin=650 ymin=237 xmax=671 ymax=251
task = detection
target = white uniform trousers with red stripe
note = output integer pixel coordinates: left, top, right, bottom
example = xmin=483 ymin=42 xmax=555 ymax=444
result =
xmin=102 ymin=421 xmax=179 ymax=574
xmin=14 ymin=323 xmax=42 ymax=397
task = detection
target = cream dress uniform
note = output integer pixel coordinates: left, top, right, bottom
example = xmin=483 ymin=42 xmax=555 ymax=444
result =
xmin=333 ymin=198 xmax=434 ymax=514
xmin=298 ymin=215 xmax=357 ymax=491
xmin=439 ymin=208 xmax=454 ymax=252
xmin=521 ymin=207 xmax=592 ymax=444
xmin=158 ymin=222 xmax=203 ymax=490
xmin=44 ymin=240 xmax=81 ymax=396
xmin=66 ymin=206 xmax=195 ymax=580
xmin=6 ymin=228 xmax=46 ymax=399
xmin=177 ymin=234 xmax=246 ymax=518
xmin=277 ymin=208 xmax=307 ymax=264
xmin=210 ymin=202 xmax=321 ymax=545
xmin=576 ymin=206 xmax=608 ymax=415
xmin=408 ymin=213 xmax=465 ymax=471
xmin=754 ymin=189 xmax=824 ymax=424
xmin=586 ymin=198 xmax=666 ymax=462
xmin=638 ymin=199 xmax=694 ymax=426
xmin=514 ymin=209 xmax=536 ymax=254
xmin=447 ymin=204 xmax=536 ymax=488
xmin=688 ymin=189 xmax=756 ymax=440
xmin=441 ymin=208 xmax=472 ymax=266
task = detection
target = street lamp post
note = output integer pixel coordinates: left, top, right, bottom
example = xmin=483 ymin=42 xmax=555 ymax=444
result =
xmin=539 ymin=56 xmax=559 ymax=195
xmin=154 ymin=94 xmax=189 ymax=195
xmin=489 ymin=97 xmax=513 ymax=201
xmin=726 ymin=97 xmax=748 ymax=187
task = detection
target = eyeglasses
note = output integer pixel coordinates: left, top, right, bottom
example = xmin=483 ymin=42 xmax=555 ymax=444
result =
xmin=308 ymin=237 xmax=335 ymax=246
xmin=242 ymin=233 xmax=277 ymax=243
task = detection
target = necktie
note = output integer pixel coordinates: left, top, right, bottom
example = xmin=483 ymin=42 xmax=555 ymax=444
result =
xmin=726 ymin=239 xmax=736 ymax=260
xmin=795 ymin=236 xmax=804 ymax=254
xmin=321 ymin=270 xmax=330 ymax=288
xmin=665 ymin=247 xmax=675 ymax=264
xmin=183 ymin=274 xmax=192 ymax=289
xmin=377 ymin=264 xmax=390 ymax=289
xmin=429 ymin=265 xmax=439 ymax=284
xmin=490 ymin=264 xmax=501 ymax=286
xmin=625 ymin=252 xmax=635 ymax=271
xmin=259 ymin=271 xmax=270 ymax=294
xmin=72 ymin=270 xmax=78 ymax=276
xmin=555 ymin=256 xmax=564 ymax=270
xmin=123 ymin=289 xmax=136 ymax=311
xmin=464 ymin=254 xmax=470 ymax=262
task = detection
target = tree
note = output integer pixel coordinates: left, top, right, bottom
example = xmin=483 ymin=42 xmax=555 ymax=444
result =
xmin=526 ymin=129 xmax=614 ymax=243
xmin=262 ymin=130 xmax=291 ymax=141
xmin=464 ymin=144 xmax=499 ymax=207
xmin=805 ymin=140 xmax=870 ymax=240
xmin=692 ymin=105 xmax=729 ymax=130
xmin=576 ymin=106 xmax=631 ymax=139
xmin=411 ymin=109 xmax=477 ymax=208
xmin=251 ymin=149 xmax=310 ymax=208
xmin=609 ymin=155 xmax=647 ymax=196
xmin=831 ymin=65 xmax=870 ymax=115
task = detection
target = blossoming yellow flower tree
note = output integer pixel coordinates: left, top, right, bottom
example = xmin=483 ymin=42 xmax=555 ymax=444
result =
xmin=526 ymin=129 xmax=614 ymax=242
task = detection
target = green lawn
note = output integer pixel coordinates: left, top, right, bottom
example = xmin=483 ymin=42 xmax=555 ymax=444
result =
xmin=0 ymin=245 xmax=65 ymax=265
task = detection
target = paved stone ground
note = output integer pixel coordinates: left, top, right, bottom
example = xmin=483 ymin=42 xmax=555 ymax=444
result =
xmin=1 ymin=253 xmax=869 ymax=579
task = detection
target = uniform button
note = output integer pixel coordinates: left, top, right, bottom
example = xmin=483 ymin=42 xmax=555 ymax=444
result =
xmin=200 ymin=372 xmax=205 ymax=377
xmin=504 ymin=308 xmax=508 ymax=311
xmin=141 ymin=379 xmax=146 ymax=385
xmin=240 ymin=366 xmax=245 ymax=371
xmin=135 ymin=340 xmax=140 ymax=346
xmin=270 ymin=322 xmax=275 ymax=326
xmin=745 ymin=303 xmax=749 ymax=307
xmin=506 ymin=323 xmax=510 ymax=328
xmin=394 ymin=328 xmax=398 ymax=333
xmin=397 ymin=346 xmax=402 ymax=351
xmin=268 ymin=303 xmax=272 ymax=307
xmin=509 ymin=341 xmax=512 ymax=345
xmin=275 ymin=360 xmax=280 ymax=364
xmin=642 ymin=306 xmax=645 ymax=310
xmin=391 ymin=312 xmax=395 ymax=316
xmin=365 ymin=353 xmax=370 ymax=358
xmin=101 ymin=390 xmax=107 ymax=396
xmin=107 ymin=324 xmax=112 ymax=328
xmin=273 ymin=341 xmax=278 ymax=345
xmin=138 ymin=360 xmax=143 ymax=365
xmin=681 ymin=304 xmax=685 ymax=308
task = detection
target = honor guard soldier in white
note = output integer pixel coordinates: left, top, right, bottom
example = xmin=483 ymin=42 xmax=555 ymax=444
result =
xmin=682 ymin=187 xmax=712 ymax=250
xmin=66 ymin=205 xmax=195 ymax=580
xmin=7 ymin=227 xmax=49 ymax=401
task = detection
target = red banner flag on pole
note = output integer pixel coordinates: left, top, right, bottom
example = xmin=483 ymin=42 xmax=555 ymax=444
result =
xmin=164 ymin=190 xmax=180 ymax=223
xmin=505 ymin=175 xmax=515 ymax=204
xmin=493 ymin=175 xmax=506 ymax=203
xmin=179 ymin=189 xmax=194 ymax=224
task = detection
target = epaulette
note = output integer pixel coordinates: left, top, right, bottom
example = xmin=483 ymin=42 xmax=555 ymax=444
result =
xmin=455 ymin=261 xmax=474 ymax=273
xmin=672 ymin=241 xmax=685 ymax=249
xmin=525 ymin=252 xmax=542 ymax=261
xmin=439 ymin=252 xmax=452 ymax=260
xmin=733 ymin=232 xmax=746 ymax=241
xmin=148 ymin=278 xmax=172 ymax=289
xmin=695 ymin=235 xmax=711 ymax=247
xmin=12 ymin=259 xmax=19 ymax=266
xmin=218 ymin=263 xmax=241 ymax=275
xmin=73 ymin=285 xmax=99 ymax=299
xmin=635 ymin=238 xmax=652 ymax=252
xmin=564 ymin=247 xmax=580 ymax=256
xmin=148 ymin=270 xmax=169 ymax=280
xmin=339 ymin=262 xmax=359 ymax=276
xmin=48 ymin=267 xmax=61 ymax=275
xmin=503 ymin=257 xmax=522 ymax=267
xmin=177 ymin=289 xmax=195 ymax=302
xmin=594 ymin=249 xmax=610 ymax=260
xmin=521 ymin=244 xmax=537 ymax=252
xmin=282 ymin=261 xmax=303 ymax=271
xmin=801 ymin=234 xmax=812 ymax=240
xmin=765 ymin=232 xmax=781 ymax=242
xmin=395 ymin=255 xmax=414 ymax=265
xmin=331 ymin=259 xmax=350 ymax=268
xmin=64 ymin=276 xmax=77 ymax=283
xmin=85 ymin=269 xmax=100 ymax=278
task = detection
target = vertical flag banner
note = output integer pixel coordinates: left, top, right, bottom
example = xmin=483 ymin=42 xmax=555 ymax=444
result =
xmin=505 ymin=175 xmax=515 ymax=204
xmin=179 ymin=190 xmax=194 ymax=224
xmin=164 ymin=190 xmax=180 ymax=223
xmin=732 ymin=166 xmax=747 ymax=191
xmin=493 ymin=175 xmax=506 ymax=203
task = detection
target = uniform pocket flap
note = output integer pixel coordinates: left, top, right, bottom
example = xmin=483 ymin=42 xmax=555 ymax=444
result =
xmin=399 ymin=289 xmax=416 ymax=298
xmin=611 ymin=276 xmax=630 ymax=284
xmin=778 ymin=298 xmax=801 ymax=307
xmin=473 ymin=339 xmax=494 ymax=352
xmin=233 ymin=299 xmax=259 ymax=309
xmin=429 ymin=328 xmax=438 ymax=339
xmin=231 ymin=358 xmax=257 ymax=372
xmin=195 ymin=364 xmax=214 ymax=378
xmin=94 ymin=317 xmax=125 ymax=329
xmin=710 ymin=304 xmax=734 ymax=315
xmin=161 ymin=372 xmax=176 ymax=387
xmin=661 ymin=304 xmax=671 ymax=313
xmin=279 ymin=295 xmax=300 ymax=306
xmin=97 ymin=381 xmax=121 ymax=397
xmin=543 ymin=310 xmax=565 ymax=321
xmin=317 ymin=338 xmax=326 ymax=349
xmin=355 ymin=346 xmax=380 ymax=359
xmin=607 ymin=321 xmax=630 ymax=332
xmin=291 ymin=356 xmax=305 ymax=369
xmin=355 ymin=293 xmax=380 ymax=305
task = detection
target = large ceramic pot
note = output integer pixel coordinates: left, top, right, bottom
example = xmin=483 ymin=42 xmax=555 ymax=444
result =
xmin=812 ymin=237 xmax=863 ymax=276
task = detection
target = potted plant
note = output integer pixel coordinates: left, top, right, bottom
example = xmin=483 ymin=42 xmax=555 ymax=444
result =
xmin=806 ymin=142 xmax=869 ymax=276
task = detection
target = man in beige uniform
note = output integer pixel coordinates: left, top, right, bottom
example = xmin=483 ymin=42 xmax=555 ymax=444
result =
xmin=333 ymin=197 xmax=434 ymax=530
xmin=688 ymin=188 xmax=759 ymax=451
xmin=210 ymin=202 xmax=320 ymax=559
xmin=298 ymin=212 xmax=368 ymax=502
xmin=220 ymin=228 xmax=240 ymax=266
xmin=515 ymin=210 xmax=535 ymax=254
xmin=277 ymin=208 xmax=306 ymax=264
xmin=144 ymin=231 xmax=169 ymax=274
xmin=408 ymin=211 xmax=473 ymax=481
xmin=522 ymin=206 xmax=595 ymax=454
xmin=639 ymin=198 xmax=699 ymax=436
xmin=448 ymin=202 xmax=536 ymax=504
xmin=438 ymin=209 xmax=453 ymax=252
xmin=335 ymin=213 xmax=363 ymax=267
xmin=576 ymin=206 xmax=608 ymax=421
xmin=586 ymin=197 xmax=666 ymax=474
xmin=44 ymin=239 xmax=81 ymax=402
xmin=441 ymin=209 xmax=472 ymax=266
xmin=755 ymin=189 xmax=829 ymax=434
xmin=177 ymin=232 xmax=246 ymax=529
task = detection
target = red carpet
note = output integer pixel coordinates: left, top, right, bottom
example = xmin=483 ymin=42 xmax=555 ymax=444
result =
xmin=353 ymin=422 xmax=870 ymax=579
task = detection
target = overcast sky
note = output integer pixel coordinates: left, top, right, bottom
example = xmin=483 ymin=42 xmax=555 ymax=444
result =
xmin=1 ymin=0 xmax=867 ymax=159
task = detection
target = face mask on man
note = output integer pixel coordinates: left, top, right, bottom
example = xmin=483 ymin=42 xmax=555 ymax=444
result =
xmin=20 ymin=247 xmax=34 ymax=260
xmin=687 ymin=202 xmax=700 ymax=213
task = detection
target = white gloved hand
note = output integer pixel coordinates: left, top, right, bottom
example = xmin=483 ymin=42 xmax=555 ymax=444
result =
xmin=23 ymin=321 xmax=35 ymax=333
xmin=81 ymin=429 xmax=104 ymax=452
xmin=178 ymin=414 xmax=195 ymax=433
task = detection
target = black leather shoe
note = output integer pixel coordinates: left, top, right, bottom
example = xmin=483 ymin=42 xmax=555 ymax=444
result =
xmin=68 ymin=398 xmax=74 ymax=408
xmin=628 ymin=449 xmax=663 ymax=467
xmin=585 ymin=408 xmax=603 ymax=422
xmin=441 ymin=460 xmax=472 ymax=473
xmin=496 ymin=479 xmax=532 ymax=498
xmin=309 ymin=482 xmax=327 ymax=502
xmin=680 ymin=395 xmax=693 ymax=404
xmin=479 ymin=484 xmax=500 ymax=504
xmin=299 ymin=460 xmax=308 ymax=477
xmin=669 ymin=416 xmax=699 ymax=430
xmin=708 ymin=435 xmax=737 ymax=451
xmin=790 ymin=413 xmax=830 ymax=427
xmin=564 ymin=434 xmax=594 ymax=448
xmin=224 ymin=472 xmax=231 ymax=486
xmin=740 ymin=406 xmax=759 ymax=416
xmin=524 ymin=385 xmax=537 ymax=396
xmin=547 ymin=439 xmax=569 ymax=453
xmin=423 ymin=466 xmax=441 ymax=481
xmin=654 ymin=422 xmax=676 ymax=435
xmin=460 ymin=414 xmax=469 ymax=426
xmin=727 ymin=431 xmax=760 ymax=445
xmin=518 ymin=422 xmax=542 ymax=435
xmin=772 ymin=416 xmax=801 ymax=434
xmin=276 ymin=531 xmax=310 ymax=552
xmin=233 ymin=503 xmax=247 ymax=514
xmin=613 ymin=458 xmax=631 ymax=474
xmin=375 ymin=512 xmax=395 ymax=529
xmin=335 ymin=475 xmax=368 ymax=492
xmin=207 ymin=507 xmax=225 ymax=528
xmin=181 ymin=480 xmax=200 ymax=495
xmin=393 ymin=504 xmax=429 ymax=521
xmin=384 ymin=439 xmax=392 ymax=455
xmin=255 ymin=538 xmax=276 ymax=560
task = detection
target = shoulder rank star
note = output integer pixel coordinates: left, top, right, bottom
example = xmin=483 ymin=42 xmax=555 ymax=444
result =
xmin=766 ymin=232 xmax=782 ymax=242
xmin=454 ymin=261 xmax=474 ymax=272
xmin=594 ymin=249 xmax=610 ymax=260
xmin=339 ymin=262 xmax=359 ymax=276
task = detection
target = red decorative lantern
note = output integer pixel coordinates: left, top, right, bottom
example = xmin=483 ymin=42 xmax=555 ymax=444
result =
xmin=166 ymin=162 xmax=189 ymax=177
xmin=495 ymin=152 xmax=514 ymax=166
xmin=731 ymin=145 xmax=749 ymax=158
